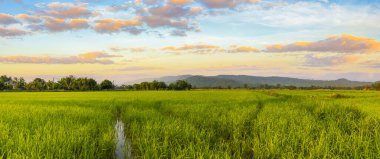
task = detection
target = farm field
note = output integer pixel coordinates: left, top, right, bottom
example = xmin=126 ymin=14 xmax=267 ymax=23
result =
xmin=0 ymin=90 xmax=379 ymax=158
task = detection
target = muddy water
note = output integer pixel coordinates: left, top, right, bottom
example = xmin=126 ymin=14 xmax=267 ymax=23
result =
xmin=115 ymin=120 xmax=126 ymax=159
xmin=115 ymin=120 xmax=133 ymax=159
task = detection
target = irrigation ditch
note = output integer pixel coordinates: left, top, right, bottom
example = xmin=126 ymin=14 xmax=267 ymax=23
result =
xmin=114 ymin=103 xmax=133 ymax=159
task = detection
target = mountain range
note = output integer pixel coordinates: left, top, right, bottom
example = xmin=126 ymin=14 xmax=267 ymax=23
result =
xmin=136 ymin=75 xmax=373 ymax=88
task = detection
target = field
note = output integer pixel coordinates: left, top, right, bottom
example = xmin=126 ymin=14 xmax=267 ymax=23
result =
xmin=0 ymin=90 xmax=379 ymax=158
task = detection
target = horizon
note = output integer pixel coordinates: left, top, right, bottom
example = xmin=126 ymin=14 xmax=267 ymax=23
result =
xmin=1 ymin=0 xmax=380 ymax=84
xmin=1 ymin=74 xmax=375 ymax=86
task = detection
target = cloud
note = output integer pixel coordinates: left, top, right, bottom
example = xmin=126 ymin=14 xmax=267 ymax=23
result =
xmin=135 ymin=3 xmax=202 ymax=34
xmin=140 ymin=16 xmax=169 ymax=27
xmin=0 ymin=0 xmax=261 ymax=37
xmin=141 ymin=15 xmax=197 ymax=31
xmin=0 ymin=13 xmax=20 ymax=26
xmin=161 ymin=44 xmax=223 ymax=54
xmin=15 ymin=14 xmax=42 ymax=23
xmin=304 ymin=54 xmax=359 ymax=67
xmin=162 ymin=44 xmax=221 ymax=51
xmin=266 ymin=34 xmax=380 ymax=53
xmin=29 ymin=17 xmax=89 ymax=32
xmin=160 ymin=44 xmax=259 ymax=54
xmin=147 ymin=4 xmax=199 ymax=18
xmin=94 ymin=18 xmax=142 ymax=33
xmin=109 ymin=44 xmax=259 ymax=54
xmin=69 ymin=19 xmax=90 ymax=29
xmin=243 ymin=1 xmax=380 ymax=30
xmin=106 ymin=4 xmax=131 ymax=12
xmin=228 ymin=45 xmax=259 ymax=53
xmin=141 ymin=0 xmax=159 ymax=5
xmin=110 ymin=47 xmax=147 ymax=52
xmin=361 ymin=60 xmax=380 ymax=68
xmin=0 ymin=27 xmax=29 ymax=37
xmin=0 ymin=52 xmax=122 ymax=64
xmin=197 ymin=0 xmax=259 ymax=9
xmin=78 ymin=52 xmax=123 ymax=59
xmin=169 ymin=0 xmax=193 ymax=5
xmin=39 ymin=2 xmax=98 ymax=19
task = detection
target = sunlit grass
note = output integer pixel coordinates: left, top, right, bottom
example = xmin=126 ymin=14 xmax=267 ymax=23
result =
xmin=0 ymin=90 xmax=379 ymax=158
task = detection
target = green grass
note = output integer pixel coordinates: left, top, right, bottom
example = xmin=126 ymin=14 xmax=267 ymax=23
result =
xmin=0 ymin=90 xmax=379 ymax=158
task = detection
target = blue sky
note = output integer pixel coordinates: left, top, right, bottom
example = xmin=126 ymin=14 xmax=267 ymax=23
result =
xmin=1 ymin=0 xmax=380 ymax=83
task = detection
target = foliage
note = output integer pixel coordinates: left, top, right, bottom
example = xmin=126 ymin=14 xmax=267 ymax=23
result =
xmin=373 ymin=82 xmax=380 ymax=90
xmin=26 ymin=78 xmax=47 ymax=91
xmin=0 ymin=75 xmax=13 ymax=90
xmin=123 ymin=80 xmax=191 ymax=91
xmin=57 ymin=75 xmax=77 ymax=90
xmin=127 ymin=80 xmax=167 ymax=90
xmin=76 ymin=78 xmax=98 ymax=91
xmin=14 ymin=77 xmax=26 ymax=90
xmin=168 ymin=80 xmax=192 ymax=90
xmin=100 ymin=80 xmax=114 ymax=90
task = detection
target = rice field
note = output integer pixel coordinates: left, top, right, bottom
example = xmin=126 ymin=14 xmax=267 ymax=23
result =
xmin=0 ymin=90 xmax=379 ymax=158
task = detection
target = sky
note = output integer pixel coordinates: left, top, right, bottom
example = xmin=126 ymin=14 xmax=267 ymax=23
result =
xmin=1 ymin=0 xmax=380 ymax=84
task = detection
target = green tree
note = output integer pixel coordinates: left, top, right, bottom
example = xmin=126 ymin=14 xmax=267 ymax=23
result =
xmin=373 ymin=82 xmax=380 ymax=91
xmin=169 ymin=80 xmax=192 ymax=90
xmin=140 ymin=82 xmax=150 ymax=90
xmin=157 ymin=81 xmax=167 ymax=90
xmin=46 ymin=80 xmax=57 ymax=90
xmin=0 ymin=80 xmax=5 ymax=91
xmin=87 ymin=78 xmax=98 ymax=90
xmin=121 ymin=84 xmax=133 ymax=90
xmin=100 ymin=80 xmax=114 ymax=90
xmin=14 ymin=77 xmax=26 ymax=90
xmin=149 ymin=80 xmax=160 ymax=90
xmin=133 ymin=83 xmax=141 ymax=90
xmin=0 ymin=75 xmax=13 ymax=90
xmin=26 ymin=78 xmax=47 ymax=91
xmin=58 ymin=75 xmax=76 ymax=90
xmin=74 ymin=78 xmax=98 ymax=91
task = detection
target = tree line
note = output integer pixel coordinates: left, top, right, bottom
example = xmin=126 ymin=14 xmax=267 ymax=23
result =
xmin=1 ymin=74 xmax=379 ymax=91
xmin=0 ymin=75 xmax=192 ymax=91
xmin=121 ymin=80 xmax=192 ymax=91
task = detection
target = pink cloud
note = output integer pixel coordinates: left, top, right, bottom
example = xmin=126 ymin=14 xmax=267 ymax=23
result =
xmin=29 ymin=17 xmax=89 ymax=32
xmin=0 ymin=52 xmax=122 ymax=64
xmin=39 ymin=2 xmax=98 ymax=19
xmin=0 ymin=27 xmax=29 ymax=37
xmin=0 ymin=13 xmax=20 ymax=26
xmin=16 ymin=14 xmax=42 ymax=23
xmin=304 ymin=54 xmax=359 ymax=67
xmin=267 ymin=34 xmax=380 ymax=53
xmin=228 ymin=45 xmax=259 ymax=53
xmin=169 ymin=0 xmax=193 ymax=5
xmin=94 ymin=18 xmax=142 ymax=33
xmin=161 ymin=44 xmax=259 ymax=53
xmin=197 ymin=0 xmax=259 ymax=9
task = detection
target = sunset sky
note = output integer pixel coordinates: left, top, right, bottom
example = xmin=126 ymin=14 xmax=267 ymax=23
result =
xmin=1 ymin=0 xmax=380 ymax=84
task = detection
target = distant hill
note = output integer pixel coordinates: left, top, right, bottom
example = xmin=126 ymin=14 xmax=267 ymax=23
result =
xmin=144 ymin=75 xmax=372 ymax=88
